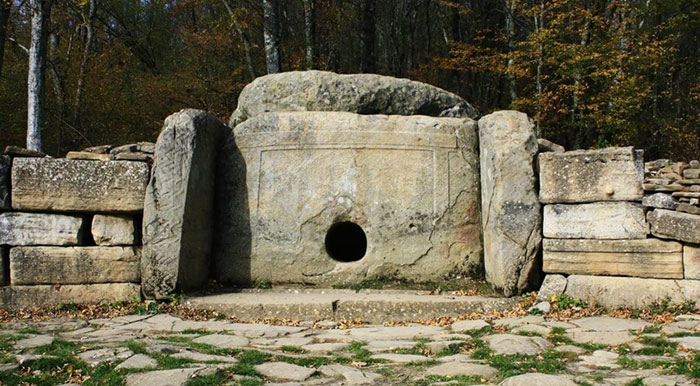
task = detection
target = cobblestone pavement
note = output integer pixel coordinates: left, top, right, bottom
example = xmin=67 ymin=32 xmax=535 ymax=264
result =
xmin=2 ymin=312 xmax=700 ymax=385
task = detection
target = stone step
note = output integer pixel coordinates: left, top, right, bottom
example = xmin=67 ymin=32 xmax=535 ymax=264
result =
xmin=184 ymin=288 xmax=517 ymax=323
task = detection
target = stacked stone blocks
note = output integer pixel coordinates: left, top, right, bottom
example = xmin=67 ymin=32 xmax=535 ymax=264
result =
xmin=539 ymin=147 xmax=700 ymax=307
xmin=0 ymin=149 xmax=150 ymax=309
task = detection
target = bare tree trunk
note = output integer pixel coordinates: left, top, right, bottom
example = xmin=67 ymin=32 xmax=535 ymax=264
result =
xmin=222 ymin=0 xmax=256 ymax=80
xmin=360 ymin=0 xmax=376 ymax=73
xmin=71 ymin=0 xmax=96 ymax=127
xmin=534 ymin=0 xmax=544 ymax=136
xmin=263 ymin=0 xmax=281 ymax=74
xmin=303 ymin=0 xmax=315 ymax=69
xmin=27 ymin=0 xmax=53 ymax=152
xmin=504 ymin=0 xmax=516 ymax=105
xmin=0 ymin=0 xmax=10 ymax=83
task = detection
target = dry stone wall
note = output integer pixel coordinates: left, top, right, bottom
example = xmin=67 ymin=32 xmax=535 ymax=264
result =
xmin=0 ymin=145 xmax=151 ymax=309
xmin=538 ymin=148 xmax=700 ymax=308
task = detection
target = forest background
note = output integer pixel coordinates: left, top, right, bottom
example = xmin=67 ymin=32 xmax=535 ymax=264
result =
xmin=0 ymin=0 xmax=698 ymax=159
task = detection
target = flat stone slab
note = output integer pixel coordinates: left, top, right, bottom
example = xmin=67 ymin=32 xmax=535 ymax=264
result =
xmin=318 ymin=364 xmax=382 ymax=385
xmin=125 ymin=367 xmax=205 ymax=386
xmin=670 ymin=336 xmax=700 ymax=350
xmin=191 ymin=334 xmax=249 ymax=348
xmin=685 ymin=244 xmax=700 ymax=280
xmin=0 ymin=213 xmax=84 ymax=246
xmin=114 ymin=354 xmax=158 ymax=369
xmin=14 ymin=335 xmax=54 ymax=349
xmin=538 ymin=147 xmax=643 ymax=203
xmin=571 ymin=316 xmax=650 ymax=331
xmin=300 ymin=342 xmax=349 ymax=353
xmin=184 ymin=289 xmax=517 ymax=323
xmin=0 ymin=283 xmax=141 ymax=310
xmin=254 ymin=362 xmax=316 ymax=381
xmin=171 ymin=350 xmax=237 ymax=363
xmin=9 ymin=246 xmax=140 ymax=285
xmin=451 ymin=319 xmax=490 ymax=331
xmin=543 ymin=239 xmax=683 ymax=279
xmin=566 ymin=331 xmax=636 ymax=346
xmin=372 ymin=353 xmax=432 ymax=363
xmin=649 ymin=209 xmax=700 ymax=244
xmin=500 ymin=373 xmax=578 ymax=386
xmin=483 ymin=334 xmax=552 ymax=355
xmin=425 ymin=362 xmax=497 ymax=379
xmin=11 ymin=158 xmax=149 ymax=213
xmin=543 ymin=202 xmax=647 ymax=239
xmin=78 ymin=347 xmax=133 ymax=366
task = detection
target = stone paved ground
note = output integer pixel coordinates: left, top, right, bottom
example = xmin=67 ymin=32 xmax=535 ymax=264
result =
xmin=2 ymin=307 xmax=700 ymax=385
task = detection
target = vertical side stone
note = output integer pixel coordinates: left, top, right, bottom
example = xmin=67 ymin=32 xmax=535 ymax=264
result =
xmin=684 ymin=244 xmax=700 ymax=280
xmin=478 ymin=110 xmax=542 ymax=296
xmin=142 ymin=109 xmax=229 ymax=299
xmin=0 ymin=155 xmax=9 ymax=209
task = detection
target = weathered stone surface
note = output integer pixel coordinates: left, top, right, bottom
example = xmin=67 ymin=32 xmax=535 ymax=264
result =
xmin=110 ymin=144 xmax=138 ymax=154
xmin=170 ymin=350 xmax=237 ymax=363
xmin=372 ymin=353 xmax=432 ymax=363
xmin=643 ymin=193 xmax=679 ymax=210
xmin=229 ymin=70 xmax=479 ymax=126
xmin=499 ymin=373 xmax=577 ymax=386
xmin=543 ymin=202 xmax=647 ymax=239
xmin=0 ymin=283 xmax=141 ymax=309
xmin=11 ymin=158 xmax=149 ymax=212
xmin=115 ymin=153 xmax=153 ymax=162
xmin=83 ymin=145 xmax=112 ymax=154
xmin=215 ymin=111 xmax=482 ymax=286
xmin=478 ymin=110 xmax=541 ymax=297
xmin=539 ymin=147 xmax=644 ymax=203
xmin=567 ymin=331 xmax=636 ymax=345
xmin=115 ymin=354 xmax=157 ymax=369
xmin=91 ymin=215 xmax=137 ymax=246
xmin=564 ymin=275 xmax=700 ymax=308
xmin=543 ymin=238 xmax=683 ymax=279
xmin=66 ymin=151 xmax=114 ymax=161
xmin=318 ymin=364 xmax=382 ymax=385
xmin=685 ymin=169 xmax=700 ymax=179
xmin=142 ymin=109 xmax=229 ymax=299
xmin=649 ymin=209 xmax=700 ymax=244
xmin=571 ymin=316 xmax=650 ymax=331
xmin=671 ymin=336 xmax=700 ymax=351
xmin=536 ymin=274 xmax=567 ymax=302
xmin=451 ymin=319 xmax=490 ymax=332
xmin=125 ymin=368 xmax=204 ymax=386
xmin=537 ymin=138 xmax=565 ymax=153
xmin=425 ymin=362 xmax=497 ymax=379
xmin=14 ymin=335 xmax=54 ymax=349
xmin=684 ymin=244 xmax=700 ymax=280
xmin=138 ymin=142 xmax=155 ymax=154
xmin=678 ymin=203 xmax=700 ymax=215
xmin=79 ymin=347 xmax=133 ymax=366
xmin=0 ymin=213 xmax=84 ymax=246
xmin=483 ymin=334 xmax=552 ymax=355
xmin=0 ymin=247 xmax=7 ymax=286
xmin=254 ymin=362 xmax=316 ymax=381
xmin=9 ymin=247 xmax=140 ymax=285
xmin=0 ymin=155 xmax=9 ymax=209
xmin=192 ymin=334 xmax=249 ymax=348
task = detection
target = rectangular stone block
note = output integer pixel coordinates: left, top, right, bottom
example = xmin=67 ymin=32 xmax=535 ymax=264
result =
xmin=0 ymin=283 xmax=141 ymax=310
xmin=684 ymin=244 xmax=700 ymax=280
xmin=91 ymin=215 xmax=137 ymax=246
xmin=0 ymin=155 xmax=9 ymax=209
xmin=649 ymin=209 xmax=700 ymax=244
xmin=543 ymin=202 xmax=647 ymax=239
xmin=0 ymin=212 xmax=84 ymax=246
xmin=0 ymin=247 xmax=7 ymax=286
xmin=539 ymin=147 xmax=643 ymax=203
xmin=9 ymin=247 xmax=140 ymax=285
xmin=543 ymin=239 xmax=683 ymax=279
xmin=11 ymin=158 xmax=149 ymax=213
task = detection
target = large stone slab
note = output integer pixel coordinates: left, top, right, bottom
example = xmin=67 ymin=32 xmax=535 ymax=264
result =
xmin=91 ymin=215 xmax=137 ymax=246
xmin=142 ymin=109 xmax=229 ymax=299
xmin=478 ymin=110 xmax=541 ymax=296
xmin=564 ymin=275 xmax=700 ymax=308
xmin=11 ymin=158 xmax=149 ymax=212
xmin=543 ymin=202 xmax=646 ymax=239
xmin=684 ymin=244 xmax=700 ymax=280
xmin=0 ymin=283 xmax=141 ymax=310
xmin=539 ymin=147 xmax=644 ymax=203
xmin=215 ymin=111 xmax=482 ymax=286
xmin=543 ymin=239 xmax=683 ymax=279
xmin=649 ymin=209 xmax=700 ymax=244
xmin=9 ymin=246 xmax=140 ymax=285
xmin=0 ymin=212 xmax=84 ymax=246
xmin=0 ymin=155 xmax=9 ymax=209
xmin=229 ymin=70 xmax=478 ymax=126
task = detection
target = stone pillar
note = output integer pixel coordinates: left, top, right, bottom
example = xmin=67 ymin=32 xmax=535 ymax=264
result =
xmin=478 ymin=110 xmax=542 ymax=297
xmin=141 ymin=109 xmax=229 ymax=299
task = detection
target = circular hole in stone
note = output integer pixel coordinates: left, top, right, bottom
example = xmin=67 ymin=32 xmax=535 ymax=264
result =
xmin=325 ymin=221 xmax=367 ymax=262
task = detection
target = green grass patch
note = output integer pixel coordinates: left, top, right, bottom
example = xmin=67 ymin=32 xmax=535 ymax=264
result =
xmin=237 ymin=350 xmax=272 ymax=366
xmin=635 ymin=336 xmax=677 ymax=356
xmin=436 ymin=343 xmax=465 ymax=357
xmin=624 ymin=378 xmax=644 ymax=386
xmin=280 ymin=345 xmax=305 ymax=353
xmin=481 ymin=350 xmax=571 ymax=378
xmin=411 ymin=375 xmax=484 ymax=386
xmin=126 ymin=340 xmax=148 ymax=355
xmin=34 ymin=338 xmax=80 ymax=357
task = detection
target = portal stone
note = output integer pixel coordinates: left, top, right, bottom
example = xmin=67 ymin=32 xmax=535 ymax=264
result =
xmin=142 ymin=109 xmax=229 ymax=299
xmin=229 ymin=70 xmax=479 ymax=126
xmin=478 ymin=110 xmax=541 ymax=297
xmin=215 ymin=111 xmax=482 ymax=285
